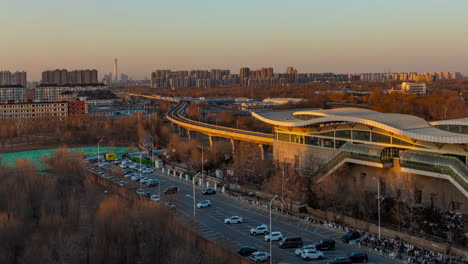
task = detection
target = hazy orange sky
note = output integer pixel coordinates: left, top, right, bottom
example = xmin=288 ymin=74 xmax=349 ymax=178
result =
xmin=1 ymin=0 xmax=467 ymax=81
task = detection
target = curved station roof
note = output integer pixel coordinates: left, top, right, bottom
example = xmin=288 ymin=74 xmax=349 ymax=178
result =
xmin=252 ymin=108 xmax=468 ymax=144
xmin=430 ymin=117 xmax=468 ymax=127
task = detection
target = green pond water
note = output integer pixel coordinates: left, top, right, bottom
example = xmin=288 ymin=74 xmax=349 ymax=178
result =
xmin=0 ymin=146 xmax=138 ymax=167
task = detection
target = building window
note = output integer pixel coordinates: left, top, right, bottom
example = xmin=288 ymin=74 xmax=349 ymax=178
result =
xmin=335 ymin=130 xmax=351 ymax=139
xmin=352 ymin=130 xmax=371 ymax=141
xmin=277 ymin=132 xmax=290 ymax=142
xmin=335 ymin=140 xmax=347 ymax=149
xmin=305 ymin=136 xmax=319 ymax=146
xmin=372 ymin=132 xmax=391 ymax=143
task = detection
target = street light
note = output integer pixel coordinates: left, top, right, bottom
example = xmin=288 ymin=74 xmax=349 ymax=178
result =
xmin=275 ymin=160 xmax=286 ymax=212
xmin=372 ymin=177 xmax=381 ymax=239
xmin=97 ymin=138 xmax=103 ymax=162
xmin=193 ymin=174 xmax=199 ymax=219
xmin=269 ymin=194 xmax=278 ymax=264
xmin=139 ymin=153 xmax=143 ymax=200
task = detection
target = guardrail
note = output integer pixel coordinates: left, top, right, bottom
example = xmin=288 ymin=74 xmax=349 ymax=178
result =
xmin=400 ymin=160 xmax=468 ymax=194
xmin=167 ymin=101 xmax=274 ymax=145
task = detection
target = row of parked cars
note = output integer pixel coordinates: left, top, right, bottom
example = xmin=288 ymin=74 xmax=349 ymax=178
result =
xmin=88 ymin=166 xmax=127 ymax=187
xmin=234 ymin=221 xmax=368 ymax=263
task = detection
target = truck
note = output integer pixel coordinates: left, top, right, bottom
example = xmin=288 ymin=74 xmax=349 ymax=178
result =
xmin=105 ymin=153 xmax=118 ymax=161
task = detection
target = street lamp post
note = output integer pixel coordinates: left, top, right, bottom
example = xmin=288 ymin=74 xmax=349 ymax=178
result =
xmin=269 ymin=194 xmax=278 ymax=264
xmin=276 ymin=160 xmax=286 ymax=212
xmin=139 ymin=153 xmax=143 ymax=200
xmin=97 ymin=138 xmax=103 ymax=162
xmin=201 ymin=146 xmax=204 ymax=188
xmin=372 ymin=177 xmax=381 ymax=239
xmin=193 ymin=174 xmax=198 ymax=219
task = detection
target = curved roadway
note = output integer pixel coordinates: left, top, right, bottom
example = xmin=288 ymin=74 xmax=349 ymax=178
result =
xmin=167 ymin=101 xmax=274 ymax=145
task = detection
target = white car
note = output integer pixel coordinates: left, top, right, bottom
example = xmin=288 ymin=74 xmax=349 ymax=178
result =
xmin=150 ymin=194 xmax=160 ymax=202
xmin=250 ymin=224 xmax=269 ymax=235
xmin=196 ymin=200 xmax=211 ymax=208
xmin=140 ymin=177 xmax=150 ymax=184
xmin=301 ymin=249 xmax=324 ymax=261
xmin=136 ymin=189 xmax=145 ymax=195
xmin=264 ymin=231 xmax=283 ymax=242
xmin=131 ymin=175 xmax=140 ymax=182
xmin=295 ymin=244 xmax=316 ymax=256
xmin=224 ymin=216 xmax=243 ymax=224
xmin=248 ymin=251 xmax=270 ymax=263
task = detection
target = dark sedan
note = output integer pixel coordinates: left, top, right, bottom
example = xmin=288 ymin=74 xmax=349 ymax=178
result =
xmin=236 ymin=246 xmax=258 ymax=257
xmin=315 ymin=239 xmax=335 ymax=250
xmin=348 ymin=252 xmax=368 ymax=262
xmin=328 ymin=257 xmax=353 ymax=264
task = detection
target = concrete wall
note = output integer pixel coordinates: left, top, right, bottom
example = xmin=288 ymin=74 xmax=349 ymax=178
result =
xmin=273 ymin=140 xmax=336 ymax=173
xmin=346 ymin=159 xmax=468 ymax=214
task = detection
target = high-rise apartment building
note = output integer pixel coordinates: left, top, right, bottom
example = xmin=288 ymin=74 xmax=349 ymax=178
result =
xmin=12 ymin=71 xmax=27 ymax=87
xmin=42 ymin=69 xmax=98 ymax=85
xmin=114 ymin=58 xmax=118 ymax=81
xmin=0 ymin=71 xmax=12 ymax=85
xmin=240 ymin=67 xmax=251 ymax=80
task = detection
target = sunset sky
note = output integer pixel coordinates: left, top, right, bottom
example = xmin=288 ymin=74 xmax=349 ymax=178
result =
xmin=2 ymin=0 xmax=467 ymax=81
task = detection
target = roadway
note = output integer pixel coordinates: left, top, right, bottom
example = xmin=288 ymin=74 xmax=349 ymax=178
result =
xmin=119 ymin=168 xmax=399 ymax=264
xmin=167 ymin=101 xmax=274 ymax=145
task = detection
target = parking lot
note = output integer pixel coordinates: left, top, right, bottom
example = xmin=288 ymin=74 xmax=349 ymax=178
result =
xmin=86 ymin=157 xmax=399 ymax=264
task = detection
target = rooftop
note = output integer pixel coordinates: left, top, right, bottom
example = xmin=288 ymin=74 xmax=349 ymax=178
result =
xmin=252 ymin=108 xmax=468 ymax=144
xmin=37 ymin=83 xmax=107 ymax=88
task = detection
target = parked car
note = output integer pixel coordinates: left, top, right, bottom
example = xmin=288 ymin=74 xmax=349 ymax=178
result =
xmin=250 ymin=224 xmax=269 ymax=235
xmin=136 ymin=189 xmax=145 ymax=195
xmin=202 ymin=188 xmax=216 ymax=195
xmin=236 ymin=246 xmax=257 ymax=257
xmin=328 ymin=257 xmax=353 ymax=264
xmin=264 ymin=231 xmax=283 ymax=242
xmin=131 ymin=175 xmax=140 ymax=182
xmin=224 ymin=216 xmax=243 ymax=224
xmin=248 ymin=251 xmax=270 ymax=263
xmin=301 ymin=249 xmax=325 ymax=261
xmin=118 ymin=181 xmax=126 ymax=187
xmin=295 ymin=244 xmax=316 ymax=256
xmin=146 ymin=179 xmax=159 ymax=187
xmin=150 ymin=194 xmax=160 ymax=202
xmin=341 ymin=231 xmax=361 ymax=243
xmin=347 ymin=252 xmax=368 ymax=263
xmin=279 ymin=237 xmax=303 ymax=249
xmin=315 ymin=239 xmax=335 ymax=251
xmin=140 ymin=177 xmax=151 ymax=184
xmin=196 ymin=200 xmax=211 ymax=208
xmin=142 ymin=167 xmax=154 ymax=174
xmin=164 ymin=186 xmax=178 ymax=194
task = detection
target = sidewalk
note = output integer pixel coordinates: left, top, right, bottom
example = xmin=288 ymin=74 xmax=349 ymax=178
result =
xmin=159 ymin=165 xmax=467 ymax=264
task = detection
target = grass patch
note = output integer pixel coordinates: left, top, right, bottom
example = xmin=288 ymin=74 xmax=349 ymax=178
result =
xmin=130 ymin=156 xmax=153 ymax=166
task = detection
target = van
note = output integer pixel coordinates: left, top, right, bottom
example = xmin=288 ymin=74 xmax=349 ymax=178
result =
xmin=341 ymin=231 xmax=361 ymax=243
xmin=279 ymin=236 xmax=303 ymax=248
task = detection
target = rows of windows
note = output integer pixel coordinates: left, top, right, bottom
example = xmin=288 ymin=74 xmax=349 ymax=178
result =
xmin=0 ymin=113 xmax=67 ymax=118
xmin=0 ymin=103 xmax=66 ymax=108
xmin=276 ymin=130 xmax=414 ymax=148
xmin=0 ymin=108 xmax=67 ymax=113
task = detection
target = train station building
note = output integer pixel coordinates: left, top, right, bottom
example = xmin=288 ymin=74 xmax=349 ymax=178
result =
xmin=253 ymin=108 xmax=468 ymax=213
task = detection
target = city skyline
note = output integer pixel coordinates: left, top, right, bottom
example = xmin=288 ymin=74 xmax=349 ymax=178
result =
xmin=2 ymin=0 xmax=468 ymax=81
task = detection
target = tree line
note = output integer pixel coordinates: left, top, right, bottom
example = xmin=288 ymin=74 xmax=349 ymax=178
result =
xmin=0 ymin=149 xmax=232 ymax=264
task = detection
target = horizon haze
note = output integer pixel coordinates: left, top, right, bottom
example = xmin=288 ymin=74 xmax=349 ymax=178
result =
xmin=2 ymin=0 xmax=467 ymax=81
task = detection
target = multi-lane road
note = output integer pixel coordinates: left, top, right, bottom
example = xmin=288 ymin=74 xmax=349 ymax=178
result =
xmin=110 ymin=164 xmax=399 ymax=264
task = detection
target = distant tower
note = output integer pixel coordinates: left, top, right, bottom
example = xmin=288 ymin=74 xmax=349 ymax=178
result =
xmin=113 ymin=58 xmax=118 ymax=81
